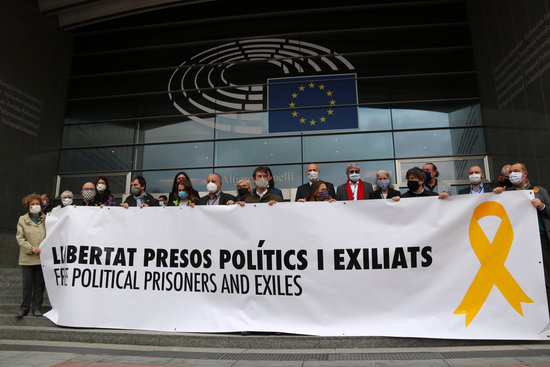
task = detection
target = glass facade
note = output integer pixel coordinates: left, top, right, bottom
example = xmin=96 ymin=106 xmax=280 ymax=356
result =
xmin=58 ymin=0 xmax=486 ymax=198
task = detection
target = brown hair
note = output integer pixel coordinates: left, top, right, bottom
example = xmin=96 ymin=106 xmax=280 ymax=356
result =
xmin=306 ymin=181 xmax=331 ymax=201
xmin=22 ymin=193 xmax=42 ymax=210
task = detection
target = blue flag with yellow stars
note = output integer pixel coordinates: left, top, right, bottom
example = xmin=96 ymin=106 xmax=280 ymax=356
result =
xmin=268 ymin=74 xmax=358 ymax=133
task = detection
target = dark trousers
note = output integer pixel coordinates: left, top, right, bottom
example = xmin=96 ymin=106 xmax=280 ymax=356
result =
xmin=20 ymin=265 xmax=45 ymax=313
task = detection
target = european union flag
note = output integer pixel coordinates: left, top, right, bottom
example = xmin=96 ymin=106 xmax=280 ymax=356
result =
xmin=268 ymin=74 xmax=358 ymax=133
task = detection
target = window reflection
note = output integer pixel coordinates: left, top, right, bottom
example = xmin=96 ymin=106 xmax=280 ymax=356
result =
xmin=394 ymin=128 xmax=485 ymax=158
xmin=137 ymin=142 xmax=213 ymax=170
xmin=59 ymin=147 xmax=133 ymax=173
xmin=215 ymin=137 xmax=301 ymax=166
xmin=303 ymin=132 xmax=393 ymax=163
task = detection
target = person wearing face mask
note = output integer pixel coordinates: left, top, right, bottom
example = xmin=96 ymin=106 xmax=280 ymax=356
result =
xmin=168 ymin=172 xmax=199 ymax=205
xmin=158 ymin=195 xmax=168 ymax=206
xmin=122 ymin=176 xmax=159 ymax=208
xmin=369 ymin=170 xmax=401 ymax=201
xmin=227 ymin=179 xmax=252 ymax=205
xmin=423 ymin=163 xmax=452 ymax=195
xmin=295 ymin=163 xmax=336 ymax=201
xmin=335 ymin=163 xmax=373 ymax=201
xmin=198 ymin=173 xmax=235 ymax=205
xmin=80 ymin=182 xmax=99 ymax=206
xmin=168 ymin=183 xmax=197 ymax=207
xmin=52 ymin=190 xmax=74 ymax=212
xmin=243 ymin=166 xmax=283 ymax=205
xmin=297 ymin=181 xmax=336 ymax=202
xmin=40 ymin=194 xmax=54 ymax=214
xmin=458 ymin=166 xmax=494 ymax=195
xmin=15 ymin=194 xmax=46 ymax=319
xmin=265 ymin=166 xmax=284 ymax=199
xmin=496 ymin=164 xmax=512 ymax=188
xmin=95 ymin=176 xmax=115 ymax=206
xmin=494 ymin=162 xmax=550 ymax=313
xmin=401 ymin=167 xmax=439 ymax=198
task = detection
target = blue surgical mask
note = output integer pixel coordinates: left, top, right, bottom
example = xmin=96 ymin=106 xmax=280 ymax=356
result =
xmin=318 ymin=191 xmax=329 ymax=200
xmin=377 ymin=180 xmax=390 ymax=190
xmin=178 ymin=191 xmax=187 ymax=199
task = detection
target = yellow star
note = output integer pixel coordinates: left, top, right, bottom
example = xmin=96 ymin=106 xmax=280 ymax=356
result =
xmin=327 ymin=109 xmax=334 ymax=115
xmin=299 ymin=117 xmax=306 ymax=124
xmin=310 ymin=119 xmax=316 ymax=126
xmin=308 ymin=82 xmax=315 ymax=88
xmin=289 ymin=102 xmax=296 ymax=108
xmin=299 ymin=85 xmax=305 ymax=91
xmin=329 ymin=99 xmax=336 ymax=105
xmin=326 ymin=90 xmax=333 ymax=96
xmin=291 ymin=92 xmax=298 ymax=98
xmin=292 ymin=111 xmax=298 ymax=117
xmin=320 ymin=116 xmax=326 ymax=122
xmin=319 ymin=84 xmax=325 ymax=90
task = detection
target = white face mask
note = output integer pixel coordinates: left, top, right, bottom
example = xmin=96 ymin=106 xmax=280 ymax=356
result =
xmin=62 ymin=198 xmax=73 ymax=206
xmin=206 ymin=182 xmax=218 ymax=194
xmin=468 ymin=174 xmax=482 ymax=185
xmin=255 ymin=178 xmax=269 ymax=189
xmin=307 ymin=171 xmax=319 ymax=182
xmin=509 ymin=171 xmax=524 ymax=185
xmin=96 ymin=183 xmax=106 ymax=192
xmin=349 ymin=173 xmax=361 ymax=182
xmin=29 ymin=205 xmax=41 ymax=214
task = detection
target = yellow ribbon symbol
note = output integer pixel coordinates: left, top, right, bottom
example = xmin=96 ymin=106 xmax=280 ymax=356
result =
xmin=454 ymin=201 xmax=533 ymax=326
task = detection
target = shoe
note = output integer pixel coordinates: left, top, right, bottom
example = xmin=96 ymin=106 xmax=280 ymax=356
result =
xmin=15 ymin=310 xmax=27 ymax=319
xmin=33 ymin=310 xmax=43 ymax=317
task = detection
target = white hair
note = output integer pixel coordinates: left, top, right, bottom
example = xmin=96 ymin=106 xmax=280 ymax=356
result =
xmin=373 ymin=169 xmax=394 ymax=190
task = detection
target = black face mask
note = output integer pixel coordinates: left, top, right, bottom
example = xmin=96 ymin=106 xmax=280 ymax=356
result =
xmin=498 ymin=176 xmax=513 ymax=188
xmin=424 ymin=171 xmax=432 ymax=181
xmin=407 ymin=180 xmax=421 ymax=192
xmin=237 ymin=187 xmax=249 ymax=197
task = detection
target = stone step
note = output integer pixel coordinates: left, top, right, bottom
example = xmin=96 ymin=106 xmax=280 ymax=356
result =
xmin=0 ymin=313 xmax=56 ymax=326
xmin=0 ymin=304 xmax=51 ymax=314
xmin=0 ymin=325 xmax=537 ymax=349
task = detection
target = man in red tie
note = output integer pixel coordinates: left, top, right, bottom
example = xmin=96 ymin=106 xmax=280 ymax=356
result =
xmin=335 ymin=163 xmax=373 ymax=201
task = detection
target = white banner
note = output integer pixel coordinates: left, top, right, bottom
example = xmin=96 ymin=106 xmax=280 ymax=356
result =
xmin=40 ymin=190 xmax=550 ymax=339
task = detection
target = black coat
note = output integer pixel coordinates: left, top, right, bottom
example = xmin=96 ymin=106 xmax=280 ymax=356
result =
xmin=457 ymin=183 xmax=495 ymax=195
xmin=123 ymin=193 xmax=159 ymax=207
xmin=369 ymin=189 xmax=401 ymax=199
xmin=197 ymin=192 xmax=236 ymax=205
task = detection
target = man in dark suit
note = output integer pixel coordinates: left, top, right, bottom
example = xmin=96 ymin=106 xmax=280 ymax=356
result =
xmin=458 ymin=165 xmax=494 ymax=195
xmin=335 ymin=163 xmax=373 ymax=201
xmin=295 ymin=163 xmax=336 ymax=201
xmin=198 ymin=173 xmax=235 ymax=205
xmin=122 ymin=175 xmax=159 ymax=208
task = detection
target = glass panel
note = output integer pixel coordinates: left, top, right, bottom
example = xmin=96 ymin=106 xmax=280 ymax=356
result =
xmin=299 ymin=161 xmax=396 ymax=188
xmin=392 ymin=102 xmax=482 ymax=129
xmin=136 ymin=142 xmax=214 ymax=170
xmin=215 ymin=137 xmax=301 ymax=166
xmin=140 ymin=117 xmax=214 ymax=143
xmin=58 ymin=147 xmax=133 ymax=173
xmin=214 ymin=112 xmax=268 ymax=139
xmin=393 ymin=128 xmax=486 ymax=158
xmin=359 ymin=107 xmax=391 ymax=131
xmin=61 ymin=123 xmax=135 ymax=148
xmin=303 ymin=132 xmax=393 ymax=162
xmin=215 ymin=165 xmax=302 ymax=191
xmin=139 ymin=169 xmax=213 ymax=194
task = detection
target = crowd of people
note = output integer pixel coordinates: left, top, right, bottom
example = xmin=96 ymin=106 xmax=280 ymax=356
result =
xmin=15 ymin=161 xmax=550 ymax=319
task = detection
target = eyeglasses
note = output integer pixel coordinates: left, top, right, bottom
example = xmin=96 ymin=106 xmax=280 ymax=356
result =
xmin=348 ymin=170 xmax=360 ymax=174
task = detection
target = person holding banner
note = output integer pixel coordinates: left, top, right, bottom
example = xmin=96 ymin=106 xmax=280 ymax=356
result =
xmin=244 ymin=166 xmax=283 ymax=205
xmin=495 ymin=162 xmax=550 ymax=312
xmin=168 ymin=182 xmax=197 ymax=207
xmin=423 ymin=163 xmax=452 ymax=195
xmin=335 ymin=163 xmax=373 ymax=201
xmin=295 ymin=163 xmax=336 ymax=201
xmin=297 ymin=181 xmax=336 ymax=202
xmin=369 ymin=170 xmax=401 ymax=201
xmin=95 ymin=176 xmax=115 ymax=206
xmin=198 ymin=173 xmax=235 ymax=205
xmin=227 ymin=179 xmax=252 ymax=205
xmin=52 ymin=190 xmax=74 ymax=212
xmin=15 ymin=193 xmax=46 ymax=319
xmin=401 ymin=167 xmax=439 ymax=198
xmin=122 ymin=176 xmax=159 ymax=208
xmin=168 ymin=172 xmax=199 ymax=205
